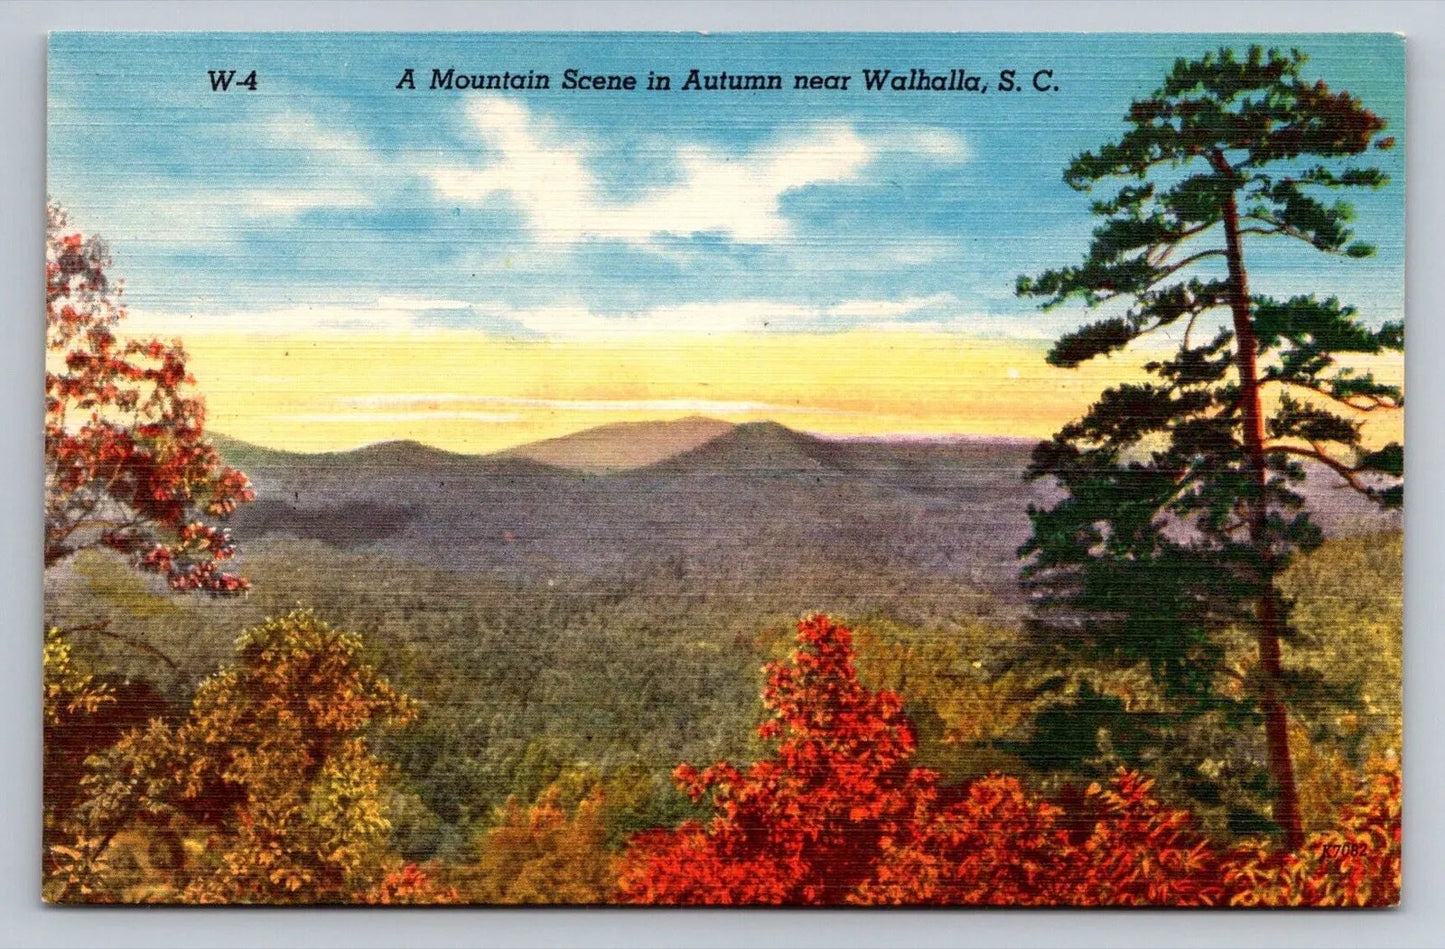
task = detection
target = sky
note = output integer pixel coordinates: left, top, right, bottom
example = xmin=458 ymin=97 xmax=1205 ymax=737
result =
xmin=47 ymin=33 xmax=1406 ymax=452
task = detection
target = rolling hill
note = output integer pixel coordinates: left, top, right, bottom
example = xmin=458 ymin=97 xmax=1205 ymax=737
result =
xmin=499 ymin=415 xmax=736 ymax=473
xmin=215 ymin=419 xmax=1400 ymax=597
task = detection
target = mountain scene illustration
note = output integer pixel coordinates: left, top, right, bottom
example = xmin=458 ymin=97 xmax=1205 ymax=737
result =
xmin=215 ymin=417 xmax=1398 ymax=598
xmin=41 ymin=33 xmax=1408 ymax=909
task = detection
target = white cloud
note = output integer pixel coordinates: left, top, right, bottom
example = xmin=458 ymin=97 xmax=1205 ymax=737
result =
xmin=123 ymin=293 xmax=975 ymax=338
xmin=375 ymin=296 xmax=474 ymax=311
xmin=63 ymin=98 xmax=970 ymax=301
xmin=824 ymin=294 xmax=957 ymax=319
xmin=499 ymin=300 xmax=801 ymax=336
xmin=59 ymin=111 xmax=392 ymax=250
xmin=484 ymin=295 xmax=965 ymax=338
xmin=238 ymin=112 xmax=388 ymax=215
xmin=123 ymin=296 xmax=469 ymax=336
xmin=882 ymin=127 xmax=970 ymax=161
xmin=427 ymin=98 xmax=898 ymax=246
xmin=243 ymin=186 xmax=373 ymax=215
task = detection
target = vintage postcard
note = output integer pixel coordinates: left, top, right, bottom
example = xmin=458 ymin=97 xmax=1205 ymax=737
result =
xmin=44 ymin=32 xmax=1402 ymax=905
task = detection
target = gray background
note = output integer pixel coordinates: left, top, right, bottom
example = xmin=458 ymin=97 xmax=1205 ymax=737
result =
xmin=4 ymin=2 xmax=1442 ymax=946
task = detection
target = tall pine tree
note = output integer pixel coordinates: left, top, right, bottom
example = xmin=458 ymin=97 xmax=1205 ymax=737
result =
xmin=1015 ymin=47 xmax=1401 ymax=850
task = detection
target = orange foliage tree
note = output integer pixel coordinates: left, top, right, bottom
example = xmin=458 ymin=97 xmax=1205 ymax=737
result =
xmin=859 ymin=769 xmax=1229 ymax=906
xmin=45 ymin=202 xmax=252 ymax=593
xmin=47 ymin=611 xmax=417 ymax=903
xmin=358 ymin=863 xmax=459 ymax=906
xmin=461 ymin=781 xmax=617 ymax=904
xmin=618 ymin=614 xmax=1400 ymax=907
xmin=617 ymin=614 xmax=933 ymax=904
xmin=1226 ymin=760 xmax=1401 ymax=907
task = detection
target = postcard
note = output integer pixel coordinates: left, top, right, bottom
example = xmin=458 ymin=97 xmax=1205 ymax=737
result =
xmin=44 ymin=32 xmax=1402 ymax=905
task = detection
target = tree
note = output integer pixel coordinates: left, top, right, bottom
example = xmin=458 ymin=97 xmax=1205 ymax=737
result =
xmin=860 ymin=769 xmax=1228 ymax=907
xmin=1224 ymin=756 xmax=1400 ymax=906
xmin=1015 ymin=47 xmax=1401 ymax=850
xmin=616 ymin=614 xmax=1219 ymax=906
xmin=46 ymin=611 xmax=417 ymax=903
xmin=617 ymin=614 xmax=1401 ymax=906
xmin=616 ymin=614 xmax=935 ymax=904
xmin=43 ymin=627 xmax=166 ymax=860
xmin=462 ymin=779 xmax=617 ymax=904
xmin=46 ymin=202 xmax=253 ymax=594
xmin=357 ymin=863 xmax=459 ymax=905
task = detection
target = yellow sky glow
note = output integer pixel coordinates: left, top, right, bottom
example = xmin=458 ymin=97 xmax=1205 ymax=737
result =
xmin=179 ymin=330 xmax=1402 ymax=456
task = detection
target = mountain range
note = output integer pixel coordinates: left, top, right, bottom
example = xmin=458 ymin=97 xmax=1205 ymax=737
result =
xmin=214 ymin=418 xmax=1400 ymax=596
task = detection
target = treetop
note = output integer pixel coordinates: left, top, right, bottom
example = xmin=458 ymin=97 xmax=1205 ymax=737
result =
xmin=1064 ymin=46 xmax=1393 ymax=191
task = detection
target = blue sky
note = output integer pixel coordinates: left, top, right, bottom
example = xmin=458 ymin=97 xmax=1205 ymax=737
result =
xmin=47 ymin=32 xmax=1405 ymax=340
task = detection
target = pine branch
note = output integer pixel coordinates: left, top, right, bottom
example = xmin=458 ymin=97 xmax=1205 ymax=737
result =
xmin=1149 ymin=221 xmax=1219 ymax=265
xmin=1269 ymin=377 xmax=1401 ymax=413
xmin=1264 ymin=443 xmax=1370 ymax=494
xmin=1238 ymin=226 xmax=1286 ymax=238
xmin=1153 ymin=249 xmax=1229 ymax=280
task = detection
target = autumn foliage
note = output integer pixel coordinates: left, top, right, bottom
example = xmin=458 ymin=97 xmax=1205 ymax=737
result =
xmin=41 ymin=44 xmax=1403 ymax=910
xmin=617 ymin=614 xmax=931 ymax=904
xmin=46 ymin=611 xmax=417 ymax=903
xmin=45 ymin=203 xmax=253 ymax=593
xmin=358 ymin=863 xmax=459 ymax=905
xmin=43 ymin=609 xmax=1399 ymax=905
xmin=1226 ymin=763 xmax=1402 ymax=907
xmin=617 ymin=615 xmax=1400 ymax=907
xmin=458 ymin=782 xmax=617 ymax=904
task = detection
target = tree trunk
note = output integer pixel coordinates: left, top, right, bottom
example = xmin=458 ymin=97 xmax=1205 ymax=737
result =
xmin=1219 ymin=177 xmax=1305 ymax=851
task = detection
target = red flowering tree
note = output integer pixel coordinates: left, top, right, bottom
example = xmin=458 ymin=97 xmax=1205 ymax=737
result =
xmin=45 ymin=202 xmax=253 ymax=593
xmin=617 ymin=614 xmax=934 ymax=904
xmin=861 ymin=770 xmax=1227 ymax=906
xmin=858 ymin=773 xmax=1073 ymax=905
xmin=617 ymin=614 xmax=1400 ymax=907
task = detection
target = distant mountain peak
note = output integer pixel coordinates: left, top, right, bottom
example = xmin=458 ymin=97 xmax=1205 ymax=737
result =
xmin=650 ymin=418 xmax=849 ymax=475
xmin=499 ymin=416 xmax=737 ymax=473
xmin=346 ymin=439 xmax=473 ymax=467
xmin=210 ymin=433 xmax=474 ymax=471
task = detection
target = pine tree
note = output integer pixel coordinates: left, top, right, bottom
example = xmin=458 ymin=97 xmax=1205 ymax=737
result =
xmin=1015 ymin=46 xmax=1401 ymax=850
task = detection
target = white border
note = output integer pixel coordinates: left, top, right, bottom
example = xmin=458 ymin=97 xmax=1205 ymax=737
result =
xmin=6 ymin=3 xmax=1442 ymax=947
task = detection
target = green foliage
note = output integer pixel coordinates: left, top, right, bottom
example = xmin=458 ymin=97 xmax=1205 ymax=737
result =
xmin=44 ymin=629 xmax=117 ymax=855
xmin=43 ymin=525 xmax=1399 ymax=901
xmin=1279 ymin=533 xmax=1402 ymax=759
xmin=849 ymin=617 xmax=1031 ymax=781
xmin=46 ymin=611 xmax=415 ymax=903
xmin=48 ymin=518 xmax=1398 ymax=866
xmin=1016 ymin=46 xmax=1400 ymax=847
xmin=1005 ymin=531 xmax=1400 ymax=838
xmin=47 ymin=537 xmax=1011 ymax=860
